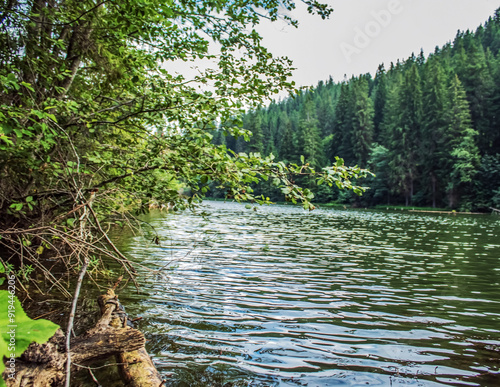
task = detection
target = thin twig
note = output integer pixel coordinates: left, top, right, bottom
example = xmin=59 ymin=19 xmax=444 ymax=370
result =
xmin=88 ymin=367 xmax=102 ymax=387
xmin=33 ymin=309 xmax=60 ymax=320
xmin=64 ymin=255 xmax=90 ymax=387
xmin=72 ymin=361 xmax=136 ymax=370
xmin=64 ymin=192 xmax=96 ymax=387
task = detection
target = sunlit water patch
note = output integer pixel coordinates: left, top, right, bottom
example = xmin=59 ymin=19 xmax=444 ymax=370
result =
xmin=113 ymin=201 xmax=500 ymax=386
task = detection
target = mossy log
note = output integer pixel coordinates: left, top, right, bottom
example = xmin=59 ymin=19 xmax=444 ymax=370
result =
xmin=4 ymin=290 xmax=163 ymax=387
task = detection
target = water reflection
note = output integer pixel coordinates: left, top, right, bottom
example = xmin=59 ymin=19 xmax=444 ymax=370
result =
xmin=115 ymin=202 xmax=500 ymax=386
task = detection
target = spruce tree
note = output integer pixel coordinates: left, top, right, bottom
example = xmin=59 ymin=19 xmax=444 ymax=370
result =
xmin=333 ymin=81 xmax=355 ymax=164
xmin=421 ymin=55 xmax=450 ymax=207
xmin=297 ymin=96 xmax=324 ymax=170
xmin=446 ymin=75 xmax=480 ymax=208
xmin=275 ymin=111 xmax=293 ymax=160
xmin=280 ymin=124 xmax=296 ymax=164
xmin=247 ymin=110 xmax=264 ymax=155
xmin=453 ymin=39 xmax=495 ymax=154
xmin=387 ymin=63 xmax=423 ymax=205
xmin=373 ymin=64 xmax=388 ymax=143
xmin=350 ymin=77 xmax=374 ymax=167
xmin=316 ymin=97 xmax=336 ymax=138
xmin=367 ymin=144 xmax=391 ymax=205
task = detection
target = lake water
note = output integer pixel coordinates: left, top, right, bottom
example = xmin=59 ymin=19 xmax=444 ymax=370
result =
xmin=115 ymin=201 xmax=500 ymax=386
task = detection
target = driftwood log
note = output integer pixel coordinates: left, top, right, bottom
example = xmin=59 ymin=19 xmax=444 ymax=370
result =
xmin=98 ymin=290 xmax=164 ymax=387
xmin=4 ymin=290 xmax=163 ymax=387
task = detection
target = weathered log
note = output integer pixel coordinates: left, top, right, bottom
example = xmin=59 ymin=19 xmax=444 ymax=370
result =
xmin=7 ymin=330 xmax=66 ymax=387
xmin=3 ymin=290 xmax=162 ymax=387
xmin=117 ymin=349 xmax=163 ymax=386
xmin=98 ymin=289 xmax=164 ymax=387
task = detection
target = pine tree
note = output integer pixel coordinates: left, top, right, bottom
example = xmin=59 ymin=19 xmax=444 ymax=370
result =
xmin=453 ymin=38 xmax=495 ymax=154
xmin=350 ymin=77 xmax=374 ymax=167
xmin=366 ymin=144 xmax=391 ymax=205
xmin=297 ymin=95 xmax=324 ymax=170
xmin=387 ymin=64 xmax=422 ymax=205
xmin=265 ymin=102 xmax=280 ymax=156
xmin=482 ymin=9 xmax=500 ymax=56
xmin=316 ymin=97 xmax=335 ymax=138
xmin=421 ymin=55 xmax=450 ymax=207
xmin=417 ymin=49 xmax=426 ymax=68
xmin=373 ymin=64 xmax=388 ymax=143
xmin=486 ymin=49 xmax=500 ymax=155
xmin=446 ymin=75 xmax=480 ymax=208
xmin=246 ymin=110 xmax=264 ymax=154
xmin=275 ymin=111 xmax=292 ymax=160
xmin=332 ymin=82 xmax=355 ymax=164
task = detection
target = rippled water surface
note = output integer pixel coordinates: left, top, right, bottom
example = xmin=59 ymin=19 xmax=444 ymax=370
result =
xmin=114 ymin=202 xmax=500 ymax=386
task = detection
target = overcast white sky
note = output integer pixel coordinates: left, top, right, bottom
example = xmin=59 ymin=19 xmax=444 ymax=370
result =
xmin=257 ymin=0 xmax=499 ymax=88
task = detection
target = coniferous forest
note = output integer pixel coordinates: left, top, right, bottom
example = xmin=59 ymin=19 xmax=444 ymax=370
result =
xmin=215 ymin=9 xmax=500 ymax=211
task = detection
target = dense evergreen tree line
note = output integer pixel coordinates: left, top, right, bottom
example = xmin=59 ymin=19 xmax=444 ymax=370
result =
xmin=216 ymin=9 xmax=500 ymax=211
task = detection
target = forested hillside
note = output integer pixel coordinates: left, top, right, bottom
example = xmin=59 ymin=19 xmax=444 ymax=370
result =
xmin=218 ymin=9 xmax=500 ymax=211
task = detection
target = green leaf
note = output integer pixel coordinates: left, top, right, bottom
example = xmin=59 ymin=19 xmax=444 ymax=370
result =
xmin=21 ymin=239 xmax=31 ymax=247
xmin=9 ymin=203 xmax=23 ymax=211
xmin=20 ymin=82 xmax=35 ymax=92
xmin=0 ymin=290 xmax=59 ymax=362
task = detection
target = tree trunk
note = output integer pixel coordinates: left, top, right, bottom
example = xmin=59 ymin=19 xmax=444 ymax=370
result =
xmin=410 ymin=179 xmax=414 ymax=206
xmin=431 ymin=173 xmax=437 ymax=208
